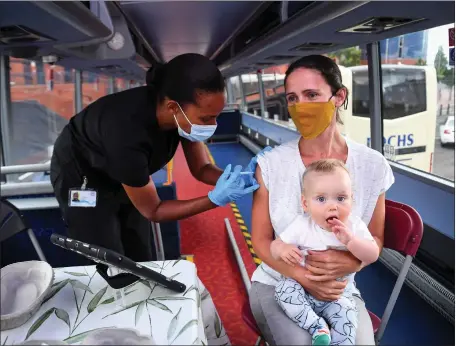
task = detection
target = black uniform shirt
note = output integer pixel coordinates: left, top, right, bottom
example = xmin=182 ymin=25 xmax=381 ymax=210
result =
xmin=66 ymin=86 xmax=180 ymax=188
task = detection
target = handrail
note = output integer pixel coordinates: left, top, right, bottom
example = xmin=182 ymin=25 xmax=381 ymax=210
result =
xmin=225 ymin=218 xmax=252 ymax=292
xmin=2 ymin=159 xmax=175 ymax=190
xmin=1 ymin=181 xmax=54 ymax=196
xmin=1 ymin=163 xmax=51 ymax=174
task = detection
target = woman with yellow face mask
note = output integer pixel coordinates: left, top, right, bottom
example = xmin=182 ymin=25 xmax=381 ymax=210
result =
xmin=248 ymin=55 xmax=395 ymax=345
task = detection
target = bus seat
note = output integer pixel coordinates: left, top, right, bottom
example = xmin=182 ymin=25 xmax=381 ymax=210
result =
xmin=0 ymin=198 xmax=47 ymax=263
xmin=373 ymin=199 xmax=424 ymax=344
xmin=241 ymin=199 xmax=424 ymax=345
xmin=369 ymin=310 xmax=381 ymax=333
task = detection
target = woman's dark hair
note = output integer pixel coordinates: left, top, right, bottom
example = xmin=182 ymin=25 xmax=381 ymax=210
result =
xmin=284 ymin=55 xmax=348 ymax=124
xmin=146 ymin=53 xmax=225 ymax=106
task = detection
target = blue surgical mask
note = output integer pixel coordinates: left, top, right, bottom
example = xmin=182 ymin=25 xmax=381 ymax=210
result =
xmin=173 ymin=103 xmax=217 ymax=142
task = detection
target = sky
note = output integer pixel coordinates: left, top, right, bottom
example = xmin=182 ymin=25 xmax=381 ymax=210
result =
xmin=426 ymin=23 xmax=454 ymax=66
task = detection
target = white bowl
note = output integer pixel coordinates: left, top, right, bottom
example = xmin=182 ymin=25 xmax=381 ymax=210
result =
xmin=1 ymin=261 xmax=54 ymax=330
xmin=81 ymin=328 xmax=156 ymax=345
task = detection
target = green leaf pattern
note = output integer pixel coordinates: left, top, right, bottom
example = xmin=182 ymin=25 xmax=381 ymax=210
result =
xmin=25 ymin=308 xmax=55 ymax=340
xmin=69 ymin=280 xmax=93 ymax=294
xmin=147 ymin=299 xmax=173 ymax=313
xmin=102 ymin=300 xmax=143 ymax=319
xmin=135 ymin=301 xmax=146 ymax=326
xmin=2 ymin=262 xmax=220 ymax=346
xmin=63 ymin=328 xmax=112 ymax=344
xmin=87 ymin=286 xmax=107 ymax=313
xmin=54 ymin=308 xmax=71 ymax=332
xmin=167 ymin=307 xmax=182 ymax=341
xmin=171 ymin=319 xmax=199 ymax=344
xmin=64 ymin=271 xmax=88 ymax=277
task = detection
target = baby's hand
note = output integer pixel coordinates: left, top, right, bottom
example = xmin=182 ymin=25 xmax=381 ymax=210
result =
xmin=328 ymin=219 xmax=353 ymax=245
xmin=280 ymin=244 xmax=302 ymax=266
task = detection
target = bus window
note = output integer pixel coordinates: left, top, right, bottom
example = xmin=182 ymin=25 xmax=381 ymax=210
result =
xmin=352 ymin=67 xmax=427 ymax=120
xmin=82 ymin=71 xmax=110 ymax=108
xmin=380 ymin=23 xmax=454 ymax=181
xmin=351 ymin=70 xmax=369 ymax=118
xmin=382 ymin=67 xmax=427 ymax=119
xmin=8 ymin=58 xmax=73 ymax=180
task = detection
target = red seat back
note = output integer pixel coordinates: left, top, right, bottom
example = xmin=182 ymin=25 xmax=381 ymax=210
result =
xmin=384 ymin=199 xmax=423 ymax=257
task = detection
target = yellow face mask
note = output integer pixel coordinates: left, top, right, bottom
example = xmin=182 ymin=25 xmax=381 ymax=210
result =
xmin=288 ymin=99 xmax=336 ymax=139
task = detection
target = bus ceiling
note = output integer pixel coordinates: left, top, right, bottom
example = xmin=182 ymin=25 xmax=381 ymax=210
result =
xmin=0 ymin=1 xmax=114 ymax=55
xmin=215 ymin=1 xmax=455 ymax=77
xmin=0 ymin=1 xmax=454 ymax=80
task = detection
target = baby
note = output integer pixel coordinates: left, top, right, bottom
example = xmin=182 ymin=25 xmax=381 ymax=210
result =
xmin=271 ymin=158 xmax=379 ymax=346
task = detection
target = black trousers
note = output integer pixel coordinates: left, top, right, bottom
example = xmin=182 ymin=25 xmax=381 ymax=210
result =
xmin=50 ymin=129 xmax=153 ymax=263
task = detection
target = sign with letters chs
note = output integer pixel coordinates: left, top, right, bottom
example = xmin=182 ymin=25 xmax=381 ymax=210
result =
xmin=449 ymin=28 xmax=455 ymax=47
xmin=367 ymin=134 xmax=414 ymax=148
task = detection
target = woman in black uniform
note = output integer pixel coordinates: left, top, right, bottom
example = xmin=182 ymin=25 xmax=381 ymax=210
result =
xmin=50 ymin=53 xmax=264 ymax=262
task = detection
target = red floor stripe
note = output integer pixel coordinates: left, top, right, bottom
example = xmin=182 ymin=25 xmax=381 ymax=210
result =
xmin=172 ymin=144 xmax=257 ymax=345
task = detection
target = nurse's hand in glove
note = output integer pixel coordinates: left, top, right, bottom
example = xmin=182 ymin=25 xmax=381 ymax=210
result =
xmin=208 ymin=164 xmax=259 ymax=206
xmin=241 ymin=146 xmax=273 ymax=187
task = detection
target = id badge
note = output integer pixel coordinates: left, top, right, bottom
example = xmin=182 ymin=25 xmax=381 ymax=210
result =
xmin=68 ymin=176 xmax=97 ymax=208
xmin=69 ymin=189 xmax=97 ymax=207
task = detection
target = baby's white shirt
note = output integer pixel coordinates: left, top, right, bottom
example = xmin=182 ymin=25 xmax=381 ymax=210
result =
xmin=280 ymin=213 xmax=375 ymax=263
xmin=278 ymin=213 xmax=374 ymax=296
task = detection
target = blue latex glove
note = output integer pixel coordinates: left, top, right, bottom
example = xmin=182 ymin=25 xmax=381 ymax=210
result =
xmin=208 ymin=164 xmax=260 ymax=206
xmin=241 ymin=146 xmax=273 ymax=187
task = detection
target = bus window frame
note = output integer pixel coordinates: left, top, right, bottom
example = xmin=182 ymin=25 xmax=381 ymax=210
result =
xmin=388 ymin=160 xmax=454 ymax=192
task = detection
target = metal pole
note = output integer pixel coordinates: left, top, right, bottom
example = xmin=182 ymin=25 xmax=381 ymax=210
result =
xmin=1 ymin=162 xmax=51 ymax=174
xmin=1 ymin=181 xmax=54 ymax=196
xmin=27 ymin=228 xmax=48 ymax=262
xmin=280 ymin=1 xmax=289 ymax=22
xmin=238 ymin=75 xmax=247 ymax=111
xmin=366 ymin=42 xmax=384 ymax=154
xmin=0 ymin=55 xmax=13 ymax=168
xmin=108 ymin=77 xmax=115 ymax=94
xmin=74 ymin=70 xmax=83 ymax=113
xmin=225 ymin=218 xmax=251 ymax=292
xmin=150 ymin=222 xmax=165 ymax=261
xmin=257 ymin=70 xmax=266 ymax=118
xmin=155 ymin=222 xmax=165 ymax=261
xmin=385 ymin=38 xmax=389 ymax=64
xmin=226 ymin=78 xmax=235 ymax=104
xmin=376 ymin=255 xmax=413 ymax=344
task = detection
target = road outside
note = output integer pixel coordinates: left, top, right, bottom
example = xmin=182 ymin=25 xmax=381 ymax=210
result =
xmin=433 ymin=139 xmax=454 ymax=181
xmin=433 ymin=115 xmax=455 ymax=181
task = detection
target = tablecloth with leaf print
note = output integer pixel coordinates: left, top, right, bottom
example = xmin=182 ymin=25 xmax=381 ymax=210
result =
xmin=0 ymin=260 xmax=229 ymax=345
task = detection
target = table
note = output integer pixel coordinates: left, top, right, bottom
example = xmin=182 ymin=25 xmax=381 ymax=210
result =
xmin=1 ymin=260 xmax=207 ymax=345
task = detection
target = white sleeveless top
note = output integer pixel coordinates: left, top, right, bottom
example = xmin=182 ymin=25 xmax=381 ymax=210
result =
xmin=251 ymin=136 xmax=395 ymax=286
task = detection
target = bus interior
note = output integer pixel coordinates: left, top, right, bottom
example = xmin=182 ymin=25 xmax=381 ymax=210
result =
xmin=0 ymin=1 xmax=455 ymax=345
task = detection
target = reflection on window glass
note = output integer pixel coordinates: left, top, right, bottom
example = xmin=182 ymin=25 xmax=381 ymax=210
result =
xmin=229 ymin=76 xmax=242 ymax=105
xmin=8 ymin=58 xmax=73 ymax=176
xmin=382 ymin=67 xmax=427 ymax=119
xmin=82 ymin=71 xmax=109 ymax=107
xmin=115 ymin=78 xmax=128 ymax=92
xmin=380 ymin=24 xmax=454 ymax=181
xmin=240 ymin=70 xmax=287 ymax=119
xmin=352 ymin=67 xmax=427 ymax=119
xmin=351 ymin=69 xmax=369 ymax=118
